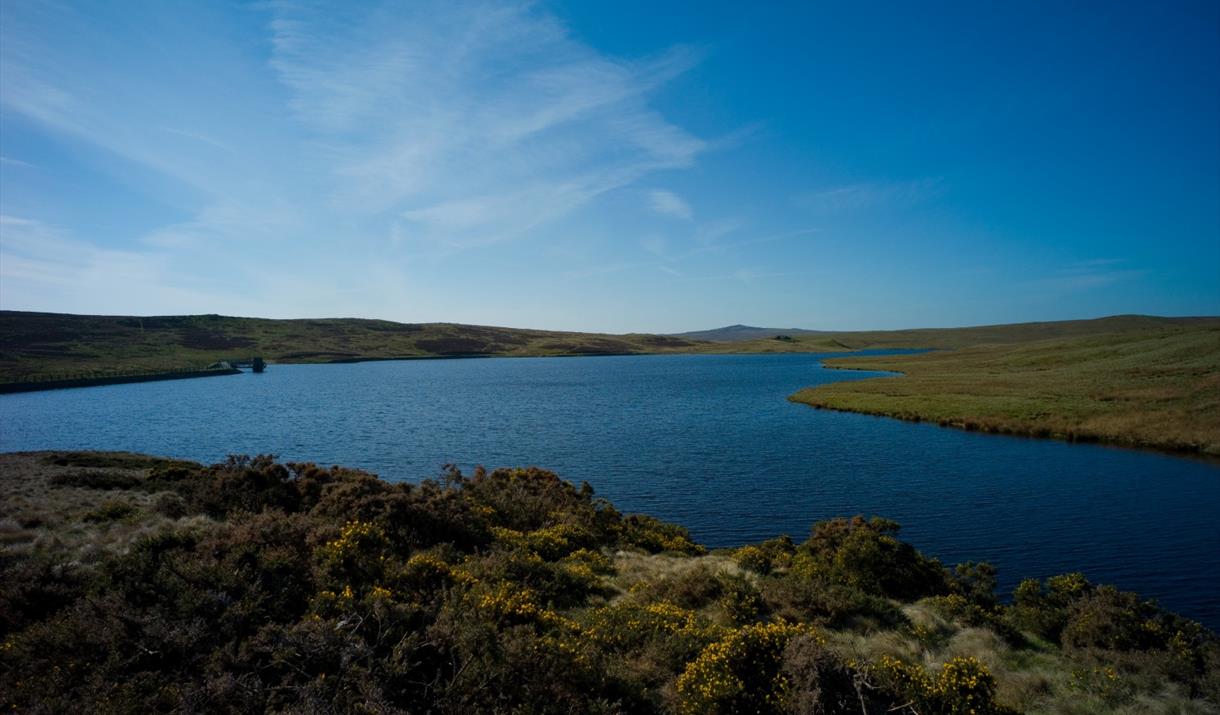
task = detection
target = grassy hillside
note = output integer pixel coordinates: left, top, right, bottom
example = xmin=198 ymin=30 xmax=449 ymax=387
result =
xmin=752 ymin=315 xmax=1216 ymax=350
xmin=6 ymin=312 xmax=1219 ymax=458
xmin=0 ymin=311 xmax=852 ymax=382
xmin=6 ymin=311 xmax=1215 ymax=384
xmin=683 ymin=314 xmax=1215 ymax=348
xmin=790 ymin=326 xmax=1220 ymax=455
xmin=670 ymin=324 xmax=832 ymax=342
xmin=1 ymin=451 xmax=1215 ymax=713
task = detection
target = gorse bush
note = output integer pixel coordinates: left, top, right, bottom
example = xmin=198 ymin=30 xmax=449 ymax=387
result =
xmin=753 ymin=516 xmax=950 ymax=630
xmin=1 ymin=453 xmax=1215 ymax=713
xmin=951 ymin=560 xmax=1000 ymax=607
xmin=733 ymin=534 xmax=795 ymax=575
xmin=871 ymin=655 xmax=1016 ymax=715
xmin=675 ymin=621 xmax=813 ymax=714
xmin=793 ymin=516 xmax=951 ymax=601
xmin=1008 ymin=572 xmax=1220 ymax=701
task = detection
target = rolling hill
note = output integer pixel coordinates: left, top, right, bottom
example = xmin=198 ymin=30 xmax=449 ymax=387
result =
xmin=2 ymin=311 xmax=1217 ymax=385
xmin=669 ymin=324 xmax=831 ymax=342
xmin=678 ymin=315 xmax=1219 ymax=349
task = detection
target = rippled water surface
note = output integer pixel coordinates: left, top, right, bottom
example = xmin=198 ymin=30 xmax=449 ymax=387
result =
xmin=2 ymin=353 xmax=1217 ymax=627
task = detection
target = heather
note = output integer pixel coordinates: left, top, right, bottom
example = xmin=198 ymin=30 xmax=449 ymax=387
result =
xmin=1 ymin=452 xmax=1216 ymax=713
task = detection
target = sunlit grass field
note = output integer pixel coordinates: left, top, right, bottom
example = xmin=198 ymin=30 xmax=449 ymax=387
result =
xmin=790 ymin=326 xmax=1220 ymax=455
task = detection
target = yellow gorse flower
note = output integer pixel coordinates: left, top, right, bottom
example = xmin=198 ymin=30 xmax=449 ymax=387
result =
xmin=674 ymin=621 xmax=814 ymax=714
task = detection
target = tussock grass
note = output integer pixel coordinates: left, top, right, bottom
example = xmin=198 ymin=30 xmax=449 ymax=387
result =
xmin=0 ymin=452 xmax=218 ymax=561
xmin=609 ymin=552 xmax=745 ymax=598
xmin=821 ymin=596 xmax=1220 ymax=714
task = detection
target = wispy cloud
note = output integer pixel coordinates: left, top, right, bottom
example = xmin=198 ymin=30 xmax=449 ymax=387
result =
xmin=139 ymin=199 xmax=308 ymax=249
xmin=1026 ymin=260 xmax=1146 ymax=293
xmin=700 ymin=227 xmax=819 ymax=255
xmin=0 ymin=213 xmax=426 ymax=319
xmin=694 ymin=218 xmax=744 ymax=247
xmin=0 ymin=47 xmax=234 ymax=197
xmin=571 ymin=225 xmax=819 ymax=283
xmin=1074 ymin=258 xmax=1127 ymax=268
xmin=0 ymin=0 xmax=707 ymax=267
xmin=639 ymin=235 xmax=669 ymax=257
xmin=0 ymin=215 xmax=238 ymax=313
xmin=267 ymin=0 xmax=706 ymax=246
xmin=796 ymin=178 xmax=943 ymax=214
xmin=0 ymin=156 xmax=37 ymax=169
xmin=649 ymin=189 xmax=693 ymax=220
xmin=680 ymin=267 xmax=810 ymax=283
xmin=159 ymin=127 xmax=233 ymax=153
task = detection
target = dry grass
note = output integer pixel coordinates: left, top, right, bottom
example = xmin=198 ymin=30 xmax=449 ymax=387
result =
xmin=827 ymin=600 xmax=1220 ymax=715
xmin=607 ymin=551 xmax=745 ymax=598
xmin=790 ymin=326 xmax=1220 ymax=455
xmin=0 ymin=451 xmax=215 ymax=562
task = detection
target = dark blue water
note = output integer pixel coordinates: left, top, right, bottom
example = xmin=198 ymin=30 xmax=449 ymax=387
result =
xmin=2 ymin=353 xmax=1217 ymax=628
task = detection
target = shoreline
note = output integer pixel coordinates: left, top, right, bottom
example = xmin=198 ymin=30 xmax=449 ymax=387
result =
xmin=789 ymin=356 xmax=1220 ymax=460
xmin=0 ymin=346 xmax=861 ymax=394
xmin=0 ymin=366 xmax=242 ymax=395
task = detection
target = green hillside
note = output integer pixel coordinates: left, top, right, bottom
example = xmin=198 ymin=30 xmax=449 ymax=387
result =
xmin=6 ymin=311 xmax=1216 ymax=384
xmin=670 ymin=324 xmax=831 ymax=342
xmin=0 ymin=311 xmax=854 ymax=382
xmin=0 ymin=311 xmax=690 ymax=381
xmin=688 ymin=315 xmax=1220 ymax=350
xmin=822 ymin=315 xmax=1220 ymax=350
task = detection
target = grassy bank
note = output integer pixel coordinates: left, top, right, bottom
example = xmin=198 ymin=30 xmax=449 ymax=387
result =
xmin=789 ymin=326 xmax=1220 ymax=456
xmin=2 ymin=451 xmax=1216 ymax=713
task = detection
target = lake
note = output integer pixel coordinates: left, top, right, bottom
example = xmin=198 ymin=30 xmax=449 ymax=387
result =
xmin=2 ymin=352 xmax=1217 ymax=628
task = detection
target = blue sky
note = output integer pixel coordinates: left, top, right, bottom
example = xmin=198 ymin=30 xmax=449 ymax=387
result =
xmin=1 ymin=1 xmax=1217 ymax=332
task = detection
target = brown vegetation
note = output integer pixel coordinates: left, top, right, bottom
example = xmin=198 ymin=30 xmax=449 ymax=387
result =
xmin=16 ymin=312 xmax=1213 ymax=385
xmin=1 ymin=451 xmax=1215 ymax=713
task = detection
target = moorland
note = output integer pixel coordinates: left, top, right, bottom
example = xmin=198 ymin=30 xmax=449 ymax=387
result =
xmin=3 ymin=311 xmax=1217 ymax=456
xmin=1 ymin=451 xmax=1216 ymax=714
xmin=0 ymin=311 xmax=846 ymax=382
xmin=3 ymin=311 xmax=1214 ymax=382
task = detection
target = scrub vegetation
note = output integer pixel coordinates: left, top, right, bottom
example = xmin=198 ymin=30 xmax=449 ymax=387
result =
xmin=790 ymin=325 xmax=1220 ymax=455
xmin=2 ymin=451 xmax=1216 ymax=713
